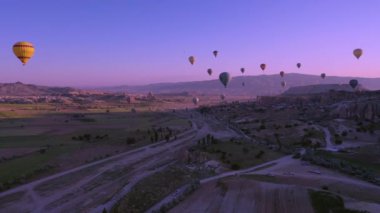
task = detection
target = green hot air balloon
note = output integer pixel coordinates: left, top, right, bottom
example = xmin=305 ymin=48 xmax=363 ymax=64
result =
xmin=219 ymin=72 xmax=231 ymax=88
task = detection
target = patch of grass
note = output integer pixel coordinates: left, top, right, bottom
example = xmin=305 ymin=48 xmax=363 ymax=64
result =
xmin=0 ymin=144 xmax=77 ymax=188
xmin=111 ymin=165 xmax=195 ymax=213
xmin=308 ymin=190 xmax=367 ymax=213
xmin=315 ymin=148 xmax=380 ymax=176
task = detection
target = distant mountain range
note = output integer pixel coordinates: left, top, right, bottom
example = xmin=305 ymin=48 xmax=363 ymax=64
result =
xmin=1 ymin=74 xmax=379 ymax=97
xmin=98 ymin=73 xmax=380 ymax=96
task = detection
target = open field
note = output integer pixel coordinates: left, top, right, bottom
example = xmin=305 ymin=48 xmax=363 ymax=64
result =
xmin=0 ymin=103 xmax=192 ymax=191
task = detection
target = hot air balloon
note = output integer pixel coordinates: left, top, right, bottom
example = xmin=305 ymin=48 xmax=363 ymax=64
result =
xmin=13 ymin=42 xmax=35 ymax=65
xmin=213 ymin=50 xmax=218 ymax=57
xmin=242 ymin=82 xmax=245 ymax=87
xmin=207 ymin=68 xmax=213 ymax=76
xmin=220 ymin=94 xmax=225 ymax=100
xmin=349 ymin=79 xmax=358 ymax=89
xmin=280 ymin=71 xmax=285 ymax=78
xmin=260 ymin=64 xmax=266 ymax=71
xmin=192 ymin=97 xmax=199 ymax=105
xmin=219 ymin=72 xmax=231 ymax=88
xmin=281 ymin=80 xmax=286 ymax=88
xmin=240 ymin=68 xmax=245 ymax=74
xmin=297 ymin=63 xmax=301 ymax=69
xmin=353 ymin=49 xmax=363 ymax=59
xmin=321 ymin=73 xmax=326 ymax=79
xmin=188 ymin=56 xmax=195 ymax=65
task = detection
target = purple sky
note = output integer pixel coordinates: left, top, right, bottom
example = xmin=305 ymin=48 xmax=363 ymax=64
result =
xmin=0 ymin=0 xmax=379 ymax=87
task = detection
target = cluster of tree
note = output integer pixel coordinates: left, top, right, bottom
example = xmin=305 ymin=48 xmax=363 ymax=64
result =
xmin=72 ymin=134 xmax=109 ymax=142
xmin=85 ymin=153 xmax=112 ymax=163
xmin=356 ymin=121 xmax=376 ymax=134
xmin=303 ymin=149 xmax=380 ymax=186
xmin=149 ymin=127 xmax=175 ymax=143
xmin=333 ymin=133 xmax=343 ymax=145
xmin=196 ymin=134 xmax=218 ymax=148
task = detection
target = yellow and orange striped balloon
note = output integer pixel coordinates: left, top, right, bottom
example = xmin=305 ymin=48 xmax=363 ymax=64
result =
xmin=13 ymin=42 xmax=35 ymax=65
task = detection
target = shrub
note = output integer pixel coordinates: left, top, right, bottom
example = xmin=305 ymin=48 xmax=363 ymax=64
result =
xmin=230 ymin=163 xmax=241 ymax=170
xmin=126 ymin=137 xmax=137 ymax=144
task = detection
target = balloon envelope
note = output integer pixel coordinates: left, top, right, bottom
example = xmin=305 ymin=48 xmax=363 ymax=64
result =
xmin=321 ymin=73 xmax=326 ymax=79
xmin=280 ymin=71 xmax=285 ymax=78
xmin=219 ymin=72 xmax=231 ymax=88
xmin=353 ymin=49 xmax=363 ymax=59
xmin=240 ymin=68 xmax=245 ymax=74
xmin=207 ymin=68 xmax=213 ymax=76
xmin=297 ymin=63 xmax=301 ymax=68
xmin=188 ymin=56 xmax=195 ymax=65
xmin=13 ymin=42 xmax=35 ymax=65
xmin=260 ymin=64 xmax=266 ymax=71
xmin=213 ymin=50 xmax=218 ymax=57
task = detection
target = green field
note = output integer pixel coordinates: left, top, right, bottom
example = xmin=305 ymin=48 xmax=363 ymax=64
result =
xmin=195 ymin=136 xmax=284 ymax=170
xmin=0 ymin=110 xmax=191 ymax=191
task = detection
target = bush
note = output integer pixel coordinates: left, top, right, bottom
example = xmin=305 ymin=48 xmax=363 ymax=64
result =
xmin=292 ymin=153 xmax=301 ymax=159
xmin=230 ymin=163 xmax=241 ymax=170
xmin=126 ymin=137 xmax=137 ymax=144
xmin=255 ymin=150 xmax=265 ymax=159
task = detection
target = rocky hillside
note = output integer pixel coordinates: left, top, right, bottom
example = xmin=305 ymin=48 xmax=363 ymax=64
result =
xmin=0 ymin=82 xmax=80 ymax=96
xmin=283 ymin=84 xmax=367 ymax=95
